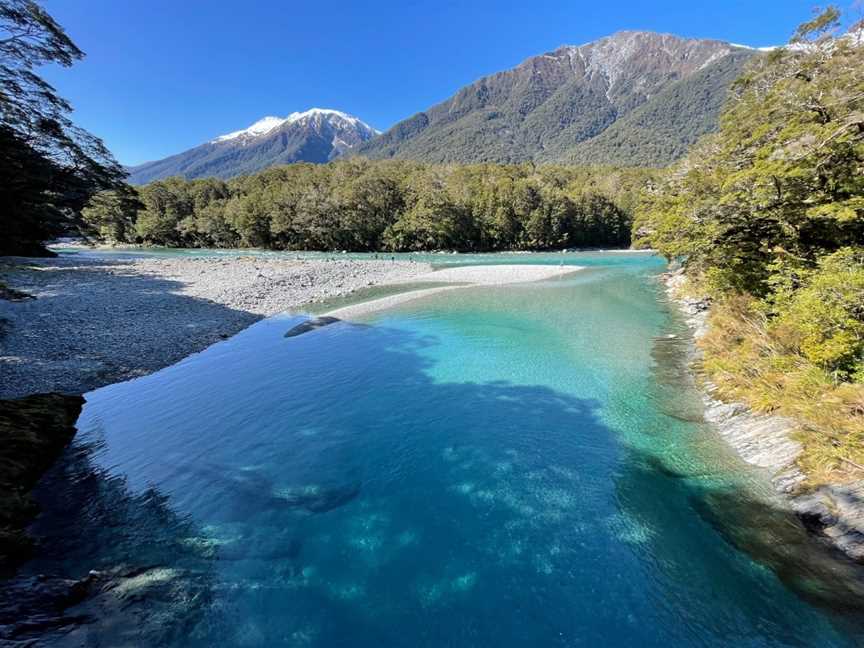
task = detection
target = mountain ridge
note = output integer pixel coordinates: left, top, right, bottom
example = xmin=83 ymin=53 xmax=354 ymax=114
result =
xmin=355 ymin=30 xmax=757 ymax=165
xmin=126 ymin=108 xmax=378 ymax=184
xmin=128 ymin=30 xmax=760 ymax=183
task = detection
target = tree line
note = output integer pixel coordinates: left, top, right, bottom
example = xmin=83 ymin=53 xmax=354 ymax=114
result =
xmin=83 ymin=162 xmax=656 ymax=252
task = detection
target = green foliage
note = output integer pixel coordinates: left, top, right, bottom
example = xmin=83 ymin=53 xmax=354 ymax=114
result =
xmin=87 ymin=160 xmax=656 ymax=253
xmin=637 ymin=9 xmax=864 ymax=481
xmin=80 ymin=186 xmax=141 ymax=242
xmin=0 ymin=0 xmax=127 ymax=255
xmin=774 ymin=248 xmax=864 ymax=380
xmin=637 ymin=12 xmax=864 ymax=294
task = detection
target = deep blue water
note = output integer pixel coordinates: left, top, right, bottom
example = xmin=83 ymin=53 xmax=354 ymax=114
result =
xmin=25 ymin=251 xmax=864 ymax=646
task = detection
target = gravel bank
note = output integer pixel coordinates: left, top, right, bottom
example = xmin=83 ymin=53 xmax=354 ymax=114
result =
xmin=325 ymin=264 xmax=583 ymax=320
xmin=0 ymin=256 xmax=429 ymax=398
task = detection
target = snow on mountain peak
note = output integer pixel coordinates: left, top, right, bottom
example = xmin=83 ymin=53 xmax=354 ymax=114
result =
xmin=212 ymin=109 xmax=378 ymax=143
xmin=213 ymin=116 xmax=286 ymax=142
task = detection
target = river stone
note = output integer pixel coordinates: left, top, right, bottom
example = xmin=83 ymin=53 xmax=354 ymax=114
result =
xmin=284 ymin=316 xmax=341 ymax=338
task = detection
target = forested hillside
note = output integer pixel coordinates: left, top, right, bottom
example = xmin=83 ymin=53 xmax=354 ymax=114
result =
xmin=355 ymin=32 xmax=754 ymax=167
xmin=84 ymin=161 xmax=656 ymax=252
xmin=634 ymin=9 xmax=864 ymax=481
xmin=559 ymin=50 xmax=754 ymax=166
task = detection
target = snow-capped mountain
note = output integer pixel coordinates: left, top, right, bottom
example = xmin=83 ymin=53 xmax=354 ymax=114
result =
xmin=127 ymin=108 xmax=379 ymax=184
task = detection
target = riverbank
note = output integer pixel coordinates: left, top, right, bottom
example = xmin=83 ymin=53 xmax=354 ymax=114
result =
xmin=0 ymin=255 xmax=430 ymax=399
xmin=326 ymin=264 xmax=583 ymax=319
xmin=664 ymin=269 xmax=864 ymax=562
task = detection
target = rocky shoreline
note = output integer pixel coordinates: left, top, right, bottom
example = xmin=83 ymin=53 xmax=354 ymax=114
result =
xmin=0 ymin=255 xmax=430 ymax=399
xmin=664 ymin=269 xmax=864 ymax=562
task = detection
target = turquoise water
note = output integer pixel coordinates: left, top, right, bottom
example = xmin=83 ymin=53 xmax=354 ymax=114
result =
xmin=26 ymin=252 xmax=864 ymax=645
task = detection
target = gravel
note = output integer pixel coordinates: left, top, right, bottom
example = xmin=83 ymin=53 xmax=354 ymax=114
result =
xmin=0 ymin=255 xmax=430 ymax=398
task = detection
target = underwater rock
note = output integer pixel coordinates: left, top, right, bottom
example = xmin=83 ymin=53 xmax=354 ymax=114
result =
xmin=274 ymin=481 xmax=362 ymax=514
xmin=183 ymin=464 xmax=361 ymax=520
xmin=284 ymin=316 xmax=341 ymax=338
xmin=0 ymin=572 xmax=95 ymax=641
xmin=0 ymin=393 xmax=84 ymax=571
xmin=0 ymin=284 xmax=35 ymax=302
xmin=1 ymin=565 xmax=212 ymax=646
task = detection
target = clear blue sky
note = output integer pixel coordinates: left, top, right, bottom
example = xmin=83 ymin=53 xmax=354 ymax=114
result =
xmin=41 ymin=0 xmax=825 ymax=165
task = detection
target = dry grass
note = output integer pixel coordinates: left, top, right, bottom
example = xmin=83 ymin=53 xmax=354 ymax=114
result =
xmin=698 ymin=295 xmax=864 ymax=485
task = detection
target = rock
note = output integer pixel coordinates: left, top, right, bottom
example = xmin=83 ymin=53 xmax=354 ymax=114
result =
xmin=0 ymin=393 xmax=84 ymax=571
xmin=0 ymin=566 xmax=211 ymax=645
xmin=0 ymin=284 xmax=34 ymax=302
xmin=273 ymin=481 xmax=361 ymax=513
xmin=284 ymin=316 xmax=341 ymax=338
xmin=0 ymin=572 xmax=95 ymax=642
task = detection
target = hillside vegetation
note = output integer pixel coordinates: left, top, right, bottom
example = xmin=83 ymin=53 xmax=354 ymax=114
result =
xmin=85 ymin=161 xmax=656 ymax=252
xmin=635 ymin=9 xmax=864 ymax=483
xmin=356 ymin=32 xmax=754 ymax=167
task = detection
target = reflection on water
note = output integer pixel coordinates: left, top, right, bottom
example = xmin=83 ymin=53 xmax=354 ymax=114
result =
xmin=15 ymin=253 xmax=864 ymax=646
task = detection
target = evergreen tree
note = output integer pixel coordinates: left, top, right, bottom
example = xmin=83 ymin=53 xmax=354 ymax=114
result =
xmin=0 ymin=0 xmax=126 ymax=255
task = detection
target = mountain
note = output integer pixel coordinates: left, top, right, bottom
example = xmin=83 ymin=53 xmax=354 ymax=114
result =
xmin=354 ymin=31 xmax=757 ymax=166
xmin=127 ymin=109 xmax=379 ymax=184
xmin=557 ymin=48 xmax=755 ymax=166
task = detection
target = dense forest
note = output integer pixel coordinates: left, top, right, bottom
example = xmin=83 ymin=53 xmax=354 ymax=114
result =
xmin=635 ymin=8 xmax=864 ymax=481
xmin=83 ymin=162 xmax=656 ymax=252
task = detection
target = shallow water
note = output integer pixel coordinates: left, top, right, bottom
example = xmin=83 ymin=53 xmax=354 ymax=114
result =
xmin=25 ymin=252 xmax=864 ymax=645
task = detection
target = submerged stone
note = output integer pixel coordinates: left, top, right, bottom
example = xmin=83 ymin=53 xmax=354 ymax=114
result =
xmin=284 ymin=316 xmax=341 ymax=338
xmin=274 ymin=481 xmax=361 ymax=514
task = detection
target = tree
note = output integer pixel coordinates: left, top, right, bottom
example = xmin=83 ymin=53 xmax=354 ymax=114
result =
xmin=0 ymin=0 xmax=126 ymax=255
xmin=81 ymin=187 xmax=142 ymax=243
xmin=636 ymin=7 xmax=864 ymax=294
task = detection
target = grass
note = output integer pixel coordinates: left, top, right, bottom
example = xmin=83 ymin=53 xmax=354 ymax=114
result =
xmin=696 ymin=294 xmax=864 ymax=486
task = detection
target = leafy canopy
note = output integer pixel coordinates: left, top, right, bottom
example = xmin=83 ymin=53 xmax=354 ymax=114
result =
xmin=0 ymin=0 xmax=127 ymax=255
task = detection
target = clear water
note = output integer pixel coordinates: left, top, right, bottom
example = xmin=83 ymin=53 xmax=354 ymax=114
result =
xmin=26 ymin=252 xmax=864 ymax=646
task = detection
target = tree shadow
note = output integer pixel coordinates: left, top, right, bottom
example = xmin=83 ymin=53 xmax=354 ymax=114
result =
xmin=0 ymin=256 xmax=263 ymax=398
xmin=7 ymin=315 xmax=864 ymax=645
xmin=611 ymin=322 xmax=864 ymax=642
xmin=1 ymin=434 xmax=215 ymax=645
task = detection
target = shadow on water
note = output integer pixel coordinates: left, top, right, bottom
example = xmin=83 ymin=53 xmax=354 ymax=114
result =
xmin=610 ymin=308 xmax=864 ymax=643
xmin=0 ymin=257 xmax=265 ymax=399
xmin=10 ymin=310 xmax=864 ymax=646
xmin=1 ymin=434 xmax=215 ymax=646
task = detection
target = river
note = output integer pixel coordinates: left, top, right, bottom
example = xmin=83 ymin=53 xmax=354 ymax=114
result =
xmin=23 ymin=251 xmax=864 ymax=645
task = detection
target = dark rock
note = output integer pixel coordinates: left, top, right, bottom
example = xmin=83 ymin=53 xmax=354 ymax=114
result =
xmin=0 ymin=572 xmax=96 ymax=642
xmin=284 ymin=316 xmax=341 ymax=338
xmin=0 ymin=284 xmax=34 ymax=301
xmin=0 ymin=393 xmax=84 ymax=573
xmin=275 ymin=481 xmax=361 ymax=514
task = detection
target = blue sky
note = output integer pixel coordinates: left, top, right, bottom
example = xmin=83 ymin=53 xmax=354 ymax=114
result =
xmin=42 ymin=0 xmax=825 ymax=165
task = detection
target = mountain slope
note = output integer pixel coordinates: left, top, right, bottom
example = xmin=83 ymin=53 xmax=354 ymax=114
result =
xmin=555 ymin=49 xmax=754 ymax=166
xmin=354 ymin=31 xmax=756 ymax=166
xmin=127 ymin=109 xmax=378 ymax=184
